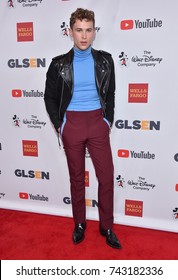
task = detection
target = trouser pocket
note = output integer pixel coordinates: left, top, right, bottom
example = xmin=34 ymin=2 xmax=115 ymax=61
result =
xmin=60 ymin=113 xmax=67 ymax=140
xmin=103 ymin=117 xmax=111 ymax=129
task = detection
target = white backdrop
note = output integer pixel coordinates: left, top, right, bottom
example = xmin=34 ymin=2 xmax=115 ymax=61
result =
xmin=0 ymin=0 xmax=178 ymax=233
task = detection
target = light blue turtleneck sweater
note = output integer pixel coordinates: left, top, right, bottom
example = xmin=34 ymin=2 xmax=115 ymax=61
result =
xmin=67 ymin=46 xmax=101 ymax=111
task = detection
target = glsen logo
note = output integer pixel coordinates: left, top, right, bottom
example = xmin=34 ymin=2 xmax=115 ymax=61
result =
xmin=8 ymin=58 xmax=46 ymax=68
xmin=22 ymin=140 xmax=38 ymax=157
xmin=63 ymin=197 xmax=98 ymax=207
xmin=15 ymin=169 xmax=49 ymax=180
xmin=121 ymin=18 xmax=162 ymax=30
xmin=125 ymin=199 xmax=143 ymax=217
xmin=118 ymin=149 xmax=129 ymax=158
xmin=19 ymin=192 xmax=28 ymax=199
xmin=86 ymin=199 xmax=97 ymax=207
xmin=19 ymin=192 xmax=48 ymax=202
xmin=128 ymin=84 xmax=148 ymax=103
xmin=12 ymin=89 xmax=22 ymax=97
xmin=85 ymin=171 xmax=89 ymax=187
xmin=115 ymin=120 xmax=160 ymax=130
xmin=118 ymin=149 xmax=155 ymax=160
xmin=120 ymin=20 xmax=134 ymax=30
xmin=17 ymin=22 xmax=33 ymax=42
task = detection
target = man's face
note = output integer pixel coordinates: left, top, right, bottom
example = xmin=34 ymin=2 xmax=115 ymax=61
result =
xmin=70 ymin=19 xmax=96 ymax=50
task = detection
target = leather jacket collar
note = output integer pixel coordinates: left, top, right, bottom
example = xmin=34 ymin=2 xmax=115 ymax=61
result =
xmin=55 ymin=47 xmax=111 ymax=93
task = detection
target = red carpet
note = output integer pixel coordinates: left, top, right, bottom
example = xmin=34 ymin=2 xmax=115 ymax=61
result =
xmin=0 ymin=209 xmax=178 ymax=260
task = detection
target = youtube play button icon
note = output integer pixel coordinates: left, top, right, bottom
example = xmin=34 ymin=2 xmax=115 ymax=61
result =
xmin=12 ymin=89 xmax=22 ymax=97
xmin=120 ymin=20 xmax=134 ymax=30
xmin=118 ymin=149 xmax=130 ymax=158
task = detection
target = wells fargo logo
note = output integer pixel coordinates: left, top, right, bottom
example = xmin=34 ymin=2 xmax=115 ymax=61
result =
xmin=128 ymin=83 xmax=148 ymax=103
xmin=17 ymin=22 xmax=34 ymax=42
xmin=22 ymin=140 xmax=38 ymax=157
xmin=125 ymin=199 xmax=143 ymax=217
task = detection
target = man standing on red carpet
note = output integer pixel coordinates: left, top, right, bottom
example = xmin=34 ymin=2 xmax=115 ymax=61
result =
xmin=44 ymin=8 xmax=121 ymax=249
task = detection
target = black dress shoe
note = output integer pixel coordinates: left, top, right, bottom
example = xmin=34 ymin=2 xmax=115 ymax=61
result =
xmin=72 ymin=222 xmax=86 ymax=244
xmin=100 ymin=226 xmax=122 ymax=249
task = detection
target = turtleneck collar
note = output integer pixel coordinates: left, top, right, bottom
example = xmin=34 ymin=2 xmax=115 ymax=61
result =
xmin=74 ymin=46 xmax=92 ymax=58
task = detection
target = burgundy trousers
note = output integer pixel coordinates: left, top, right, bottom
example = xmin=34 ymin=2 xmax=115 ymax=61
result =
xmin=61 ymin=109 xmax=114 ymax=229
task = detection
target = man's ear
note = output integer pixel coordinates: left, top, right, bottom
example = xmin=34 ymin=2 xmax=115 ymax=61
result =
xmin=91 ymin=28 xmax=96 ymax=42
xmin=69 ymin=28 xmax=73 ymax=43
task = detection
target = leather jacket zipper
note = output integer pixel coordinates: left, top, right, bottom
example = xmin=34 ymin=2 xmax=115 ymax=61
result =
xmin=58 ymin=79 xmax=64 ymax=117
xmin=95 ymin=69 xmax=107 ymax=116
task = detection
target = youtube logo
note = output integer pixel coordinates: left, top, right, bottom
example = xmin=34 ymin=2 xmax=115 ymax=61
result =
xmin=19 ymin=192 xmax=28 ymax=199
xmin=120 ymin=20 xmax=134 ymax=30
xmin=118 ymin=149 xmax=129 ymax=158
xmin=12 ymin=89 xmax=22 ymax=97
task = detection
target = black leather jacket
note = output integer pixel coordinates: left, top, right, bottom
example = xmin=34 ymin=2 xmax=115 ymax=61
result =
xmin=44 ymin=48 xmax=115 ymax=132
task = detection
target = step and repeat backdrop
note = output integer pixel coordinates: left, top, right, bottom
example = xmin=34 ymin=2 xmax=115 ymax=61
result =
xmin=0 ymin=0 xmax=178 ymax=233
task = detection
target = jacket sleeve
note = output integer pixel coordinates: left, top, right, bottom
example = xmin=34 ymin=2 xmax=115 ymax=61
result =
xmin=105 ymin=55 xmax=115 ymax=126
xmin=44 ymin=60 xmax=61 ymax=132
